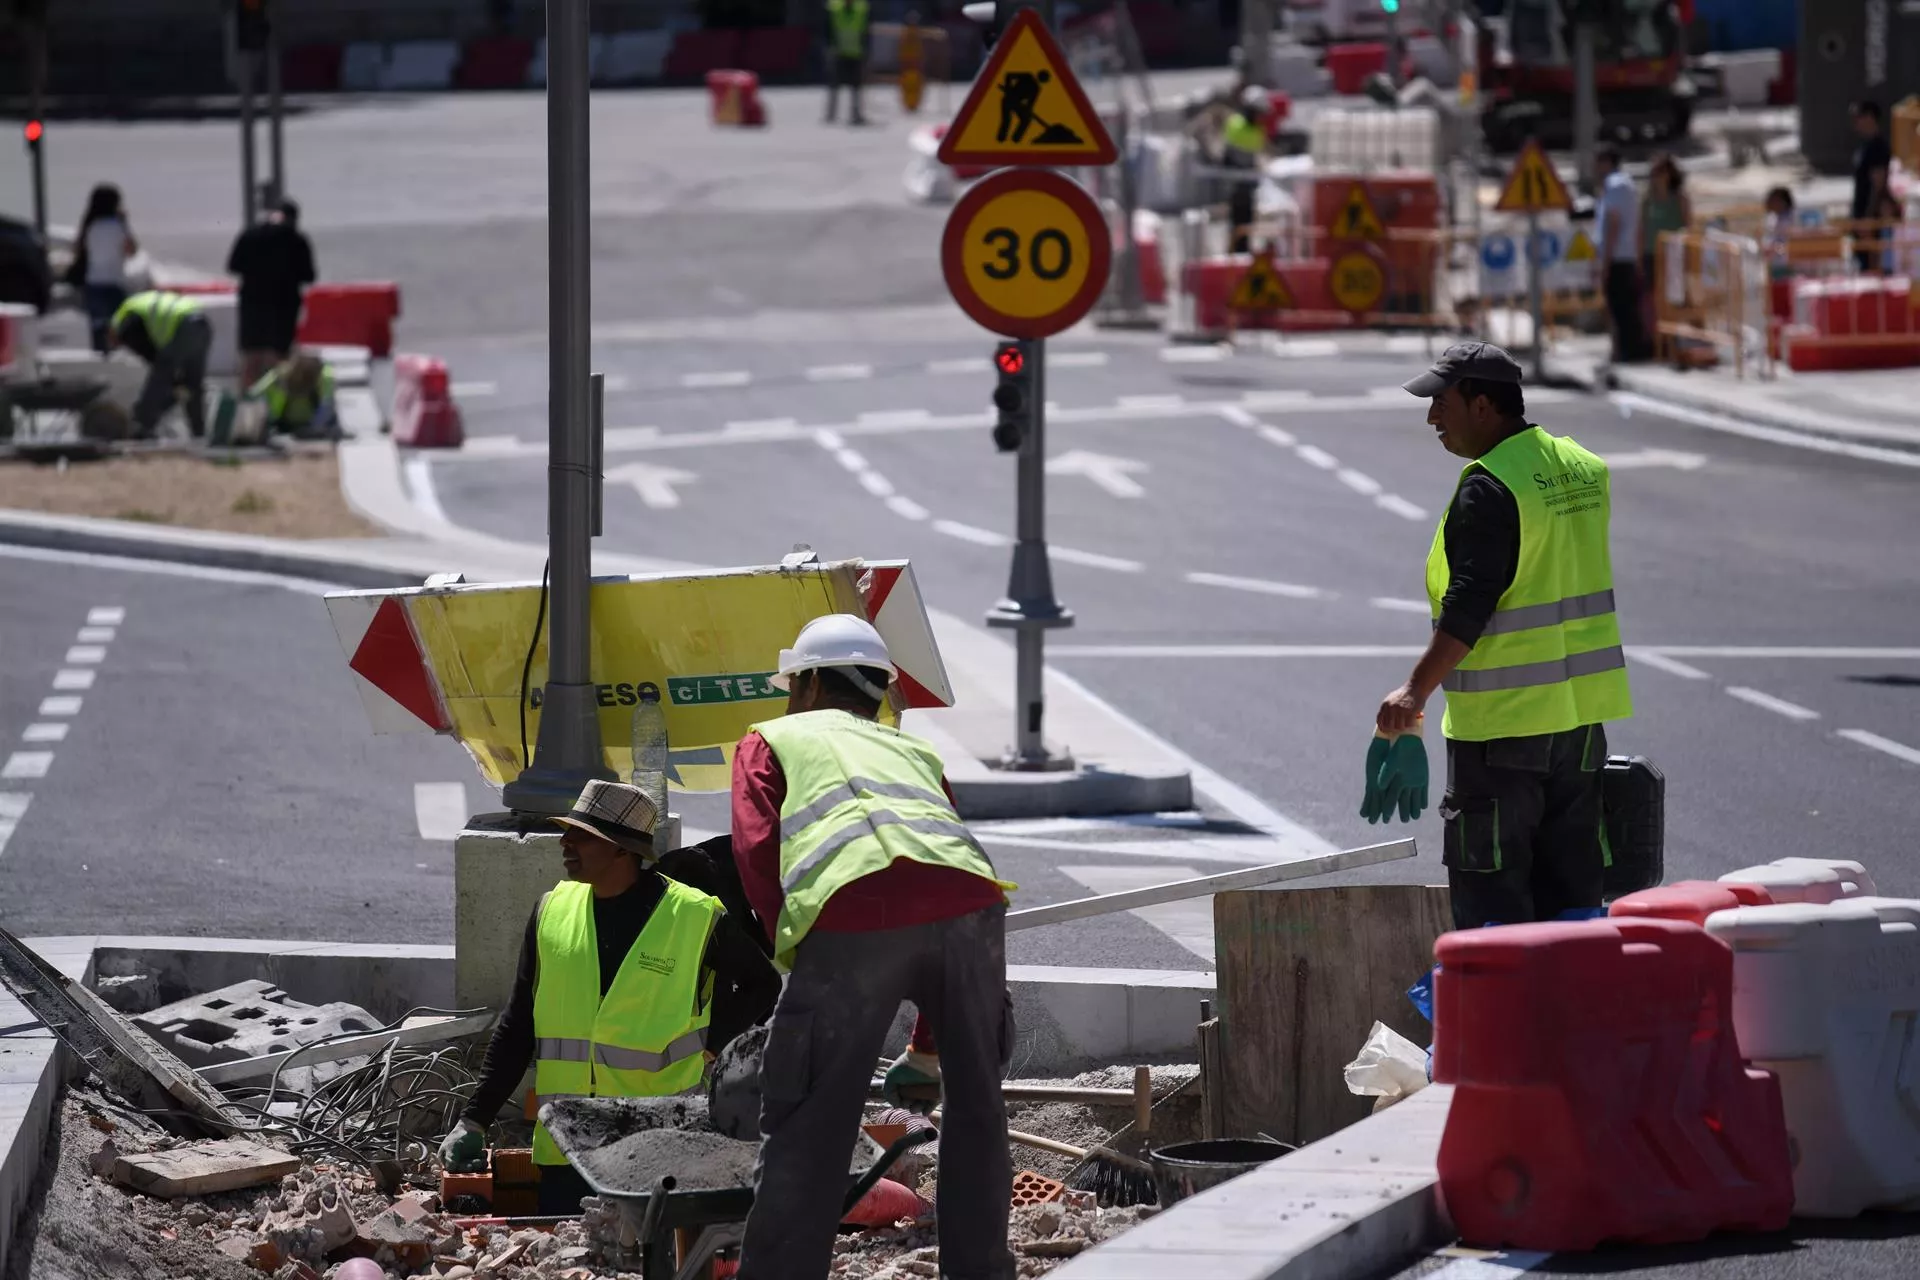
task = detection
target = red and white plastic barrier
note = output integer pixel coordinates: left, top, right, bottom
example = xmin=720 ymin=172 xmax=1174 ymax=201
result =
xmin=1784 ymin=276 xmax=1920 ymax=372
xmin=1720 ymin=857 xmax=1879 ymax=905
xmin=706 ymin=70 xmax=767 ymax=127
xmin=300 ymin=283 xmax=401 ymax=358
xmin=390 ymin=353 xmax=464 ymax=449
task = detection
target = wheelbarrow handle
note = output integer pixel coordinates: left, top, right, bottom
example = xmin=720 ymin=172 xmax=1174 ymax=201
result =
xmin=841 ymin=1127 xmax=939 ymax=1215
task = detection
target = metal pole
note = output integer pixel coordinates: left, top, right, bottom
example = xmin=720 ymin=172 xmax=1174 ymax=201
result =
xmin=239 ymin=52 xmax=258 ymax=227
xmin=1527 ymin=208 xmax=1545 ymax=380
xmin=266 ymin=0 xmax=286 ymax=205
xmin=1385 ymin=4 xmax=1402 ymax=91
xmin=1239 ymin=0 xmax=1273 ymax=90
xmin=1572 ymin=22 xmax=1597 ymax=195
xmin=502 ymin=0 xmax=612 ymax=815
xmin=589 ymin=371 xmax=605 ymax=538
xmin=28 ymin=139 xmax=46 ymax=238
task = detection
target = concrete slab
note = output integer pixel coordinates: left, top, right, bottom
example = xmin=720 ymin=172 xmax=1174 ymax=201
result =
xmin=453 ymin=814 xmax=566 ymax=1014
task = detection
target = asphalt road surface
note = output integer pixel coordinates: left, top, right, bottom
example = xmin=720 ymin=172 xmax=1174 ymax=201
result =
xmin=7 ymin=87 xmax=1919 ymax=1277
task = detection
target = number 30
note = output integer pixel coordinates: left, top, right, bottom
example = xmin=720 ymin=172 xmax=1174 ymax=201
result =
xmin=981 ymin=227 xmax=1073 ymax=282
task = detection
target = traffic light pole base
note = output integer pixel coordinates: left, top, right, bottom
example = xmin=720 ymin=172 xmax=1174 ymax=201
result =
xmin=501 ymin=682 xmax=617 ymax=816
xmin=985 ymin=603 xmax=1075 ymax=773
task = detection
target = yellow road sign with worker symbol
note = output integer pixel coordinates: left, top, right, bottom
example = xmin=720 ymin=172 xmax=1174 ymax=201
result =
xmin=1496 ymin=139 xmax=1573 ymax=214
xmin=1332 ymin=183 xmax=1386 ymax=242
xmin=1329 ymin=249 xmax=1387 ymax=314
xmin=1230 ymin=251 xmax=1295 ymax=313
xmin=942 ymin=169 xmax=1112 ymax=339
xmin=1566 ymin=229 xmax=1597 ymax=262
xmin=936 ymin=9 xmax=1117 ymax=167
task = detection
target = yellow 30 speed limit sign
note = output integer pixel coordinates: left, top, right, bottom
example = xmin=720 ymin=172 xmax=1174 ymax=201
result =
xmin=941 ymin=169 xmax=1111 ymax=340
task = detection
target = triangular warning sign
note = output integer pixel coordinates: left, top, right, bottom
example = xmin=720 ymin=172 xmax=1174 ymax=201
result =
xmin=1332 ymin=183 xmax=1386 ymax=242
xmin=1495 ymin=139 xmax=1573 ymax=214
xmin=1230 ymin=252 xmax=1294 ymax=312
xmin=936 ymin=9 xmax=1117 ymax=168
xmin=1566 ymin=229 xmax=1596 ymax=262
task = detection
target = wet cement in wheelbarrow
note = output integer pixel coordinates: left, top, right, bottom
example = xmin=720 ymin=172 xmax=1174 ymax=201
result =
xmin=574 ymin=1128 xmax=762 ymax=1195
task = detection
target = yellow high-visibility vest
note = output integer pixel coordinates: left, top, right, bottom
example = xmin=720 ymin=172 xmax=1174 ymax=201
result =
xmin=828 ymin=0 xmax=870 ymax=58
xmin=112 ymin=291 xmax=199 ymax=348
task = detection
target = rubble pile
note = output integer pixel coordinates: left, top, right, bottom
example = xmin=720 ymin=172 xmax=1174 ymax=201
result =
xmin=830 ymin=1200 xmax=1152 ymax=1279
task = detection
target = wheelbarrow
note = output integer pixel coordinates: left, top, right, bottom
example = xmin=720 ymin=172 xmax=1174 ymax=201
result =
xmin=542 ymin=1096 xmax=937 ymax=1280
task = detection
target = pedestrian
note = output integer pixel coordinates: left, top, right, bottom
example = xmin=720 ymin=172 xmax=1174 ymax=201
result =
xmin=823 ymin=0 xmax=870 ymax=126
xmin=1639 ymin=153 xmax=1689 ymax=315
xmin=437 ymin=780 xmax=780 ymax=1216
xmin=1369 ymin=343 xmax=1634 ymax=932
xmin=225 ymin=195 xmax=316 ymax=388
xmin=72 ymin=184 xmax=138 ymax=353
xmin=106 ymin=290 xmax=212 ymax=439
xmin=1850 ymin=100 xmax=1892 ymax=275
xmin=1593 ymin=146 xmax=1649 ymax=364
xmin=730 ymin=614 xmax=1015 ymax=1280
xmin=1220 ymin=87 xmax=1273 ymax=254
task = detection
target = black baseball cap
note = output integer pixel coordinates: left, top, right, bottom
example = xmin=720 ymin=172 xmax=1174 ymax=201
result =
xmin=1402 ymin=341 xmax=1525 ymax=397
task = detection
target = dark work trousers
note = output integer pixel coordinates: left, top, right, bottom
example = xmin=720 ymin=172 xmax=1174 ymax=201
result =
xmin=1603 ymin=261 xmax=1649 ymax=364
xmin=738 ymin=905 xmax=1014 ymax=1280
xmin=825 ymin=54 xmax=866 ymax=124
xmin=132 ymin=314 xmax=212 ymax=438
xmin=1441 ymin=725 xmax=1608 ymax=931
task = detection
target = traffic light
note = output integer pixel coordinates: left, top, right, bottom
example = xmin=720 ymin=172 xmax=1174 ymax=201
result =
xmin=992 ymin=341 xmax=1029 ymax=453
xmin=236 ymin=0 xmax=270 ymax=53
xmin=22 ymin=120 xmax=42 ymax=149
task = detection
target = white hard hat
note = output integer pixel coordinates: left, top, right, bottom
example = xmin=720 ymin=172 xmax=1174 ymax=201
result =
xmin=772 ymin=614 xmax=896 ymax=691
xmin=1241 ymin=86 xmax=1272 ymax=114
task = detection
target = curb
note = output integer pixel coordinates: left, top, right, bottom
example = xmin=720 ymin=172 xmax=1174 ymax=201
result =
xmin=1610 ymin=370 xmax=1920 ymax=455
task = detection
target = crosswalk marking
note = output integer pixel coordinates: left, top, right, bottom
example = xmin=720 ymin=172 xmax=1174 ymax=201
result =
xmin=0 ymin=793 xmax=28 ymax=860
xmin=414 ymin=782 xmax=469 ymax=841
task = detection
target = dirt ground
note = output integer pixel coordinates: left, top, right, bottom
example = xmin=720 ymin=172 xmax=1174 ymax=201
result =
xmin=0 ymin=449 xmax=378 ymax=539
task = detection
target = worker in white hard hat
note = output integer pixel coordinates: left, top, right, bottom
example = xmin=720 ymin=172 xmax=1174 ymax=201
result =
xmin=731 ymin=613 xmax=1017 ymax=1280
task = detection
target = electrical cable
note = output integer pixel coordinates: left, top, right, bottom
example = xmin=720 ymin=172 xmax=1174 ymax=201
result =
xmin=518 ymin=558 xmax=551 ymax=769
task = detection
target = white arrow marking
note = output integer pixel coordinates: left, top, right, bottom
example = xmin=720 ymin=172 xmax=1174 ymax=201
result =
xmin=1047 ymin=450 xmax=1150 ymax=499
xmin=1602 ymin=448 xmax=1707 ymax=471
xmin=606 ymin=462 xmax=698 ymax=509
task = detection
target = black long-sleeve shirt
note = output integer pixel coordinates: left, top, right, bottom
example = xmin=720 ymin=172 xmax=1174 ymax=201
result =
xmin=1435 ymin=466 xmax=1522 ymax=648
xmin=462 ymin=870 xmax=781 ymax=1125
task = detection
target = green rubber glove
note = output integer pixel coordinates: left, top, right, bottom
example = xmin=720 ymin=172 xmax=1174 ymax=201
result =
xmin=437 ymin=1118 xmax=487 ymax=1173
xmin=1360 ymin=734 xmax=1396 ymax=824
xmin=1375 ymin=733 xmax=1430 ymax=824
xmin=882 ymin=1049 xmax=942 ymax=1112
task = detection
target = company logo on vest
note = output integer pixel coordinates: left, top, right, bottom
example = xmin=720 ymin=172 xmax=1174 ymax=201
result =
xmin=631 ymin=953 xmax=678 ymax=977
xmin=1533 ymin=462 xmax=1599 ymax=491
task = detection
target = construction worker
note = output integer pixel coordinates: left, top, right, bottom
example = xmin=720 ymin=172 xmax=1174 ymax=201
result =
xmin=1220 ymin=87 xmax=1272 ymax=253
xmin=438 ymin=781 xmax=780 ymax=1215
xmin=106 ymin=290 xmax=212 ymax=439
xmin=249 ymin=351 xmax=337 ymax=439
xmin=824 ymin=0 xmax=870 ymax=126
xmin=731 ymin=614 xmax=1015 ymax=1280
xmin=1371 ymin=343 xmax=1633 ymax=931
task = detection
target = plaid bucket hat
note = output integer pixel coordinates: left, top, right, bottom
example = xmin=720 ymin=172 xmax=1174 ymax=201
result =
xmin=553 ymin=779 xmax=658 ymax=856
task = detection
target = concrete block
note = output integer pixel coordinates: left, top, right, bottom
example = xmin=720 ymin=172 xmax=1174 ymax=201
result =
xmin=455 ymin=813 xmax=567 ymax=1013
xmin=340 ymin=42 xmax=386 ymax=92
xmin=0 ymin=1034 xmax=66 ymax=1268
xmin=379 ymin=40 xmax=460 ymax=91
xmin=1006 ymin=965 xmax=1213 ymax=1071
xmin=112 ymin=1137 xmax=301 ymax=1198
xmin=134 ymin=979 xmax=379 ymax=1068
xmin=596 ymin=31 xmax=673 ymax=84
xmin=91 ymin=939 xmax=454 ymax=1024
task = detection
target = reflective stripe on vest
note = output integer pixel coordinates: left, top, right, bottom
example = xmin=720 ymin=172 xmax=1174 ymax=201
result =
xmin=529 ymin=878 xmax=721 ymax=1166
xmin=829 ymin=0 xmax=869 ymax=57
xmin=752 ymin=709 xmax=1004 ymax=969
xmin=114 ymin=291 xmax=198 ymax=349
xmin=1425 ymin=426 xmax=1634 ymax=741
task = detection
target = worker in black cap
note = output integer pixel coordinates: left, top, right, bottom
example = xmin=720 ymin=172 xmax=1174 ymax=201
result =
xmin=1366 ymin=342 xmax=1634 ymax=930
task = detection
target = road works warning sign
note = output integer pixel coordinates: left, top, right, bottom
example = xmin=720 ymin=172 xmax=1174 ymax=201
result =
xmin=326 ymin=560 xmax=952 ymax=792
xmin=1230 ymin=251 xmax=1295 ymax=312
xmin=936 ymin=9 xmax=1117 ymax=168
xmin=1331 ymin=184 xmax=1387 ymax=242
xmin=1495 ymin=139 xmax=1573 ymax=214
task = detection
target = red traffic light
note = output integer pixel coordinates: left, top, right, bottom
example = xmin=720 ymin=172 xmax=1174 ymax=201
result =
xmin=23 ymin=120 xmax=43 ymax=144
xmin=994 ymin=343 xmax=1024 ymax=376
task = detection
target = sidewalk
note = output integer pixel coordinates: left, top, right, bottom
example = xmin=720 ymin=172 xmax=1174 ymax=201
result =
xmin=1610 ymin=362 xmax=1920 ymax=453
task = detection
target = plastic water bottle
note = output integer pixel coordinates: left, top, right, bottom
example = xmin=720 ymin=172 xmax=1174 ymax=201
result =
xmin=630 ymin=683 xmax=670 ymax=823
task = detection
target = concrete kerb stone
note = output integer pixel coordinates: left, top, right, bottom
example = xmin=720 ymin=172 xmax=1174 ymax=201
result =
xmin=1609 ymin=365 xmax=1920 ymax=453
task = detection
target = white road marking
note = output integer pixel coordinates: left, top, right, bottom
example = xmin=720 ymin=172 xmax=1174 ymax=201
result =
xmin=857 ymin=409 xmax=932 ymax=427
xmin=1259 ymin=424 xmax=1297 ymax=447
xmin=1116 ymin=394 xmax=1184 ymax=410
xmin=726 ymin=417 xmax=799 ymax=433
xmin=1628 ymin=649 xmax=1712 ymax=680
xmin=1295 ymin=444 xmax=1339 ymax=470
xmin=52 ymin=670 xmax=96 ymax=691
xmin=1054 ymin=644 xmax=1424 ymax=658
xmin=681 ymin=370 xmax=751 ymax=389
xmin=1371 ymin=597 xmax=1431 ymax=614
xmin=932 ymin=519 xmax=1010 ymax=547
xmin=1384 ymin=335 xmax=1439 ymax=355
xmin=1060 ymin=864 xmax=1214 ymax=961
xmin=1050 ymin=546 xmax=1145 ymax=573
xmin=978 ymin=812 xmax=1209 ymax=837
xmin=38 ymin=696 xmax=81 ymax=717
xmin=22 ymin=724 xmax=69 ymax=743
xmin=1237 ymin=390 xmax=1317 ymax=410
xmin=414 ymin=782 xmax=470 ymax=842
xmin=0 ymin=545 xmax=337 ymax=596
xmin=1376 ymin=494 xmax=1428 ymax=520
xmin=65 ymin=645 xmax=107 ymax=665
xmin=1185 ymin=571 xmax=1325 ymax=600
xmin=813 ymin=428 xmax=845 ymax=449
xmin=1427 ymin=1250 xmax=1550 ymax=1278
xmin=0 ymin=793 xmax=28 ymax=860
xmin=604 ymin=461 xmax=697 ymax=509
xmin=1646 ymin=647 xmax=1920 ymax=659
xmin=927 ymin=358 xmax=981 ymax=375
xmin=986 ymin=833 xmax=1301 ymax=866
xmin=806 ymin=364 xmax=872 ymax=381
xmin=449 ymin=380 xmax=498 ymax=398
xmin=1051 ymin=351 xmax=1111 ymax=368
xmin=88 ymin=607 xmax=125 ymax=625
xmin=833 ymin=447 xmax=869 ymax=472
xmin=1047 ymin=450 xmax=1150 ymax=499
xmin=2 ymin=752 xmax=53 ymax=780
xmin=1160 ymin=345 xmax=1231 ymax=363
xmin=1612 ymin=391 xmax=1920 ymax=469
xmin=886 ymin=495 xmax=930 ymax=521
xmin=603 ymin=425 xmax=660 ymax=449
xmin=1725 ymin=686 xmax=1821 ymax=721
xmin=1603 ymin=447 xmax=1708 ymax=471
xmin=1337 ymin=468 xmax=1383 ymax=495
xmin=457 ymin=435 xmax=528 ymax=456
xmin=1836 ymin=729 xmax=1920 ymax=767
xmin=602 ymin=375 xmax=632 ymax=393
xmin=858 ymin=471 xmax=895 ymax=497
xmin=404 ymin=455 xmax=451 ymax=526
xmin=76 ymin=627 xmax=115 ymax=643
xmin=1264 ymin=337 xmax=1341 ymax=358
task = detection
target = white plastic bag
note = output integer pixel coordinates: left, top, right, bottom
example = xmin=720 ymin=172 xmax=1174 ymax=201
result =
xmin=1343 ymin=1020 xmax=1430 ymax=1111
